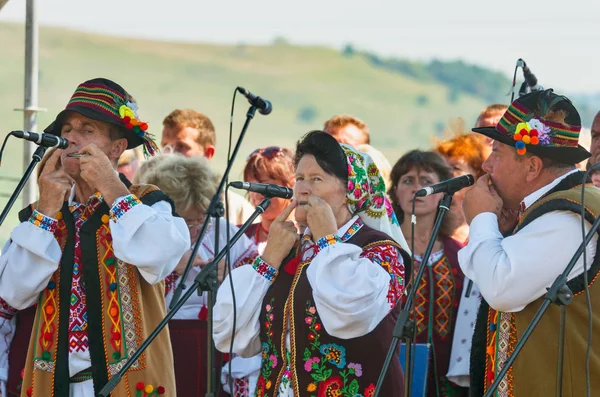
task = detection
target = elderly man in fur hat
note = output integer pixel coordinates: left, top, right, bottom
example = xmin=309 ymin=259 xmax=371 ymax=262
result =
xmin=0 ymin=78 xmax=190 ymax=397
xmin=460 ymin=89 xmax=600 ymax=396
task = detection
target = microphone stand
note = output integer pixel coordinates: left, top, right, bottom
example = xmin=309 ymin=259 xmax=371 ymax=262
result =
xmin=168 ymin=104 xmax=258 ymax=396
xmin=373 ymin=193 xmax=453 ymax=397
xmin=0 ymin=145 xmax=45 ymax=227
xmin=483 ymin=208 xmax=600 ymax=397
xmin=207 ymin=201 xmax=223 ymax=397
xmin=98 ymin=198 xmax=271 ymax=397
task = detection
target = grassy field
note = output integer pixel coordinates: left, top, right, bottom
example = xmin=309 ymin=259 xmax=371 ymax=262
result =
xmin=0 ymin=22 xmax=489 ymax=243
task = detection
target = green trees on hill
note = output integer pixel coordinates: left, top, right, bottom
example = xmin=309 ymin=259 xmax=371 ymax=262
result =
xmin=346 ymin=46 xmax=510 ymax=104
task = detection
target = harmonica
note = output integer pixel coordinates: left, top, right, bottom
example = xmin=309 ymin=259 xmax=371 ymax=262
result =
xmin=67 ymin=153 xmax=88 ymax=158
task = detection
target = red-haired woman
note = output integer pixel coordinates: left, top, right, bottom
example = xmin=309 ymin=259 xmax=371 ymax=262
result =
xmin=219 ymin=147 xmax=296 ymax=396
xmin=243 ymin=146 xmax=296 ymax=254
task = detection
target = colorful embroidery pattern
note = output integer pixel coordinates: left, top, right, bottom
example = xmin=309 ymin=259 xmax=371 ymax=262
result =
xmin=109 ymin=194 xmax=141 ymax=222
xmin=257 ymin=298 xmax=279 ymax=395
xmin=433 ymin=257 xmax=455 ymax=337
xmin=360 ymin=243 xmax=405 ymax=306
xmin=343 ymin=146 xmax=387 ymax=220
xmin=302 ymin=301 xmax=368 ymax=397
xmin=235 ymin=246 xmax=259 ymax=269
xmin=29 ymin=210 xmax=58 ymax=233
xmin=411 ymin=254 xmax=455 ymax=338
xmin=253 ymin=257 xmax=278 ymax=282
xmin=0 ymin=297 xmax=17 ymax=320
xmin=314 ymin=234 xmax=341 ymax=253
xmin=67 ymin=194 xmax=103 ymax=354
xmin=37 ymin=277 xmax=58 ymax=365
xmin=99 ymin=220 xmax=124 ymax=362
xmin=484 ymin=309 xmax=516 ymax=397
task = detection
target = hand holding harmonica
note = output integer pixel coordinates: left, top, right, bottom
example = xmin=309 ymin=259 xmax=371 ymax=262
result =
xmin=78 ymin=144 xmax=129 ymax=205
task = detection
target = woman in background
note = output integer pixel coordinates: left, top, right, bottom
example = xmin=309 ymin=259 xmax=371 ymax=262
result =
xmin=435 ymin=133 xmax=486 ymax=243
xmin=135 ymin=154 xmax=258 ymax=397
xmin=389 ymin=150 xmax=468 ymax=397
xmin=242 ymin=146 xmax=296 ymax=254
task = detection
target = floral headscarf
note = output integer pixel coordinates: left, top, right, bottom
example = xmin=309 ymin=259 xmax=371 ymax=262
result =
xmin=341 ymin=144 xmax=410 ymax=254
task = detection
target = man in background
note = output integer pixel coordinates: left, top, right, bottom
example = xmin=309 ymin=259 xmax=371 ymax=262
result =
xmin=474 ymin=104 xmax=508 ymax=128
xmin=161 ymin=109 xmax=256 ymax=225
xmin=323 ymin=114 xmax=370 ymax=147
xmin=473 ymin=104 xmax=509 ymax=152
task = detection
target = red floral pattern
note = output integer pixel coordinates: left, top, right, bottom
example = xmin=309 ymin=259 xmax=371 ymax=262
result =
xmin=317 ymin=375 xmax=344 ymax=397
xmin=360 ymin=243 xmax=405 ymax=307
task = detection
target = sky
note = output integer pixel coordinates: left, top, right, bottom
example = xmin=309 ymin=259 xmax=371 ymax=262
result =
xmin=1 ymin=0 xmax=599 ymax=93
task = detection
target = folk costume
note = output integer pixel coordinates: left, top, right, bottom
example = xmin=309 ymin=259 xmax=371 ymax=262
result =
xmin=164 ymin=218 xmax=258 ymax=397
xmin=0 ymin=78 xmax=190 ymax=397
xmin=462 ymin=90 xmax=600 ymax=396
xmin=410 ymin=237 xmax=468 ymax=397
xmin=213 ymin=143 xmax=411 ymax=397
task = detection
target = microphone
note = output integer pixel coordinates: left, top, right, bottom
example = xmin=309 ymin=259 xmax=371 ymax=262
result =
xmin=518 ymin=59 xmax=543 ymax=97
xmin=229 ymin=181 xmax=293 ymax=199
xmin=11 ymin=130 xmax=69 ymax=149
xmin=415 ymin=174 xmax=474 ymax=197
xmin=236 ymin=87 xmax=273 ymax=115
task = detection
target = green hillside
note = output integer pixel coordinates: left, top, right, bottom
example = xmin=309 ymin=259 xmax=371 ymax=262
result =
xmin=0 ymin=22 xmax=492 ymax=243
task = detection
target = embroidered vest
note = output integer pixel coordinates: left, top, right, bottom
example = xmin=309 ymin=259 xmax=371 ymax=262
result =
xmin=471 ymin=171 xmax=600 ymax=397
xmin=410 ymin=237 xmax=466 ymax=397
xmin=19 ymin=182 xmax=177 ymax=397
xmin=256 ymin=224 xmax=410 ymax=397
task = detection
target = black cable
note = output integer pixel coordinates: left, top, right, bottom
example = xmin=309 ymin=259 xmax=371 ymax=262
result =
xmin=410 ymin=197 xmax=417 ymax=285
xmin=580 ymin=168 xmax=594 ymax=397
xmin=0 ymin=133 xmax=14 ymax=166
xmin=226 ymin=87 xmax=238 ymax=395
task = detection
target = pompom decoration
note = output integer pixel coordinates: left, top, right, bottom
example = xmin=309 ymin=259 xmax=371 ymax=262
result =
xmin=117 ymin=101 xmax=160 ymax=158
xmin=136 ymin=382 xmax=145 ymax=390
xmin=512 ymin=119 xmax=550 ymax=155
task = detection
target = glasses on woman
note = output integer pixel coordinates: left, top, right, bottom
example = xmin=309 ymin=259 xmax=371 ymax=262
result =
xmin=246 ymin=146 xmax=285 ymax=161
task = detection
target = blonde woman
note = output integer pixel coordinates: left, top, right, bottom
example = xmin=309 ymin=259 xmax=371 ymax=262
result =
xmin=136 ymin=154 xmax=259 ymax=396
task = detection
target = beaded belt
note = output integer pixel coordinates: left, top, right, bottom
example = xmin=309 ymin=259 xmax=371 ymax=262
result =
xmin=70 ymin=367 xmax=93 ymax=383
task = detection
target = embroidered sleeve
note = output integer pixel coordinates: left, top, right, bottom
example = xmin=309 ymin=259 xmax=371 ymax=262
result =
xmin=164 ymin=271 xmax=180 ymax=297
xmin=360 ymin=243 xmax=405 ymax=307
xmin=28 ymin=210 xmax=58 ymax=234
xmin=0 ymin=299 xmax=16 ymax=321
xmin=252 ymin=256 xmax=278 ymax=282
xmin=234 ymin=246 xmax=259 ymax=269
xmin=314 ymin=234 xmax=342 ymax=254
xmin=109 ymin=194 xmax=141 ymax=222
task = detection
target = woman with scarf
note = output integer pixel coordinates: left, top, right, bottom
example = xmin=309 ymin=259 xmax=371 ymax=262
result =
xmin=214 ymin=131 xmax=410 ymax=397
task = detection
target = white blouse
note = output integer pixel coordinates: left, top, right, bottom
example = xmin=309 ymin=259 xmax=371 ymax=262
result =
xmin=213 ymin=216 xmax=405 ymax=396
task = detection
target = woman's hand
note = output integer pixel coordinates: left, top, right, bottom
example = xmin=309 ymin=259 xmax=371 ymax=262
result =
xmin=305 ymin=196 xmax=338 ymax=241
xmin=261 ymin=199 xmax=299 ymax=269
xmin=174 ymin=250 xmax=207 ymax=276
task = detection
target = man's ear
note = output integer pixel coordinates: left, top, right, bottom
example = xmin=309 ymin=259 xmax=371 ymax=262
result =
xmin=204 ymin=145 xmax=216 ymax=160
xmin=525 ymin=155 xmax=544 ymax=182
xmin=111 ymin=138 xmax=129 ymax=165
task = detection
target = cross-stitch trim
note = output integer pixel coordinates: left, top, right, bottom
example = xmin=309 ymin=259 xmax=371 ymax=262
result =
xmin=252 ymin=257 xmax=278 ymax=282
xmin=314 ymin=234 xmax=341 ymax=254
xmin=109 ymin=194 xmax=141 ymax=222
xmin=29 ymin=210 xmax=58 ymax=233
